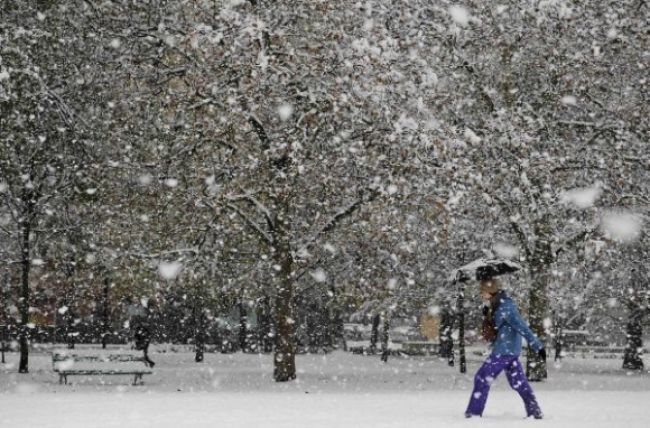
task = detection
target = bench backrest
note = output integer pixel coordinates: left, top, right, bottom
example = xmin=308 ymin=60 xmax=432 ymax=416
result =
xmin=52 ymin=352 xmax=149 ymax=372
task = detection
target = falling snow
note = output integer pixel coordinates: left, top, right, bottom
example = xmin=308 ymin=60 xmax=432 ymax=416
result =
xmin=158 ymin=261 xmax=183 ymax=280
xmin=0 ymin=1 xmax=647 ymax=426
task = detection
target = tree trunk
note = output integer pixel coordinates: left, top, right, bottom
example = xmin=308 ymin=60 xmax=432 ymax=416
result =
xmin=2 ymin=273 xmax=8 ymax=365
xmin=554 ymin=323 xmax=563 ymax=362
xmin=330 ymin=302 xmax=344 ymax=351
xmin=1 ymin=324 xmax=6 ymax=364
xmin=0 ymin=272 xmax=9 ymax=364
xmin=369 ymin=313 xmax=380 ymax=354
xmin=258 ymin=296 xmax=273 ymax=353
xmin=526 ymin=264 xmax=549 ymax=381
xmin=306 ymin=305 xmax=317 ymax=353
xmin=66 ymin=310 xmax=76 ymax=350
xmin=622 ymin=309 xmax=644 ymax=370
xmin=457 ymin=286 xmax=466 ymax=374
xmin=238 ymin=301 xmax=248 ymax=353
xmin=380 ymin=315 xmax=390 ymax=362
xmin=101 ymin=276 xmax=110 ymax=349
xmin=322 ymin=303 xmax=334 ymax=352
xmin=18 ymin=218 xmax=31 ymax=373
xmin=273 ymin=237 xmax=296 ymax=382
xmin=195 ymin=307 xmax=205 ymax=363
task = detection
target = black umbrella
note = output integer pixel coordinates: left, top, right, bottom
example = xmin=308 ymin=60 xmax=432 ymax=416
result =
xmin=448 ymin=258 xmax=523 ymax=283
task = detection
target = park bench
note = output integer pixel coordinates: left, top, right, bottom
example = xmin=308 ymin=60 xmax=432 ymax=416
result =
xmin=560 ymin=345 xmax=638 ymax=360
xmin=400 ymin=341 xmax=439 ymax=355
xmin=52 ymin=352 xmax=153 ymax=385
xmin=575 ymin=345 xmax=624 ymax=354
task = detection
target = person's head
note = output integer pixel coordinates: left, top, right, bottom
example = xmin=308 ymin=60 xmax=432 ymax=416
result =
xmin=479 ymin=278 xmax=501 ymax=301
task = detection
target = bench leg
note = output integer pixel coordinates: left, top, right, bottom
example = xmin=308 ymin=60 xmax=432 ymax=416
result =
xmin=59 ymin=374 xmax=63 ymax=385
xmin=133 ymin=374 xmax=142 ymax=386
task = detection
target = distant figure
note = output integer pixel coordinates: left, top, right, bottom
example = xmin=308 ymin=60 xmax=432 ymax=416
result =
xmin=465 ymin=279 xmax=545 ymax=419
xmin=134 ymin=322 xmax=155 ymax=368
xmin=438 ymin=300 xmax=454 ymax=365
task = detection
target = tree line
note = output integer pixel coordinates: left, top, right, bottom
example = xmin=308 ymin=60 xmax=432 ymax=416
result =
xmin=1 ymin=0 xmax=648 ymax=380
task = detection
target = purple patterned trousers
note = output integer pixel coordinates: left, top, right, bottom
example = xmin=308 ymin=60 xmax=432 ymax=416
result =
xmin=465 ymin=354 xmax=542 ymax=417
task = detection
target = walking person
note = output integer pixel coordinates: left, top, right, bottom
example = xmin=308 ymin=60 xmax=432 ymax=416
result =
xmin=465 ymin=279 xmax=546 ymax=419
xmin=134 ymin=320 xmax=155 ymax=368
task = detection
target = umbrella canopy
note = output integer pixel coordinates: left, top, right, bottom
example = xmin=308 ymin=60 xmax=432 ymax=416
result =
xmin=448 ymin=258 xmax=523 ymax=283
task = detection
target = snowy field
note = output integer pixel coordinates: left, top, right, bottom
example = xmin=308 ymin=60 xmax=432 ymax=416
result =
xmin=2 ymin=346 xmax=650 ymax=428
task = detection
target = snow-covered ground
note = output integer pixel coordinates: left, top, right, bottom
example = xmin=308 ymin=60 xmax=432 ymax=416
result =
xmin=1 ymin=345 xmax=649 ymax=427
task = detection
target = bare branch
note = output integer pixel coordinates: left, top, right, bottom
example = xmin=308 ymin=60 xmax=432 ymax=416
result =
xmin=227 ymin=192 xmax=275 ymax=231
xmin=225 ymin=203 xmax=273 ymax=245
xmin=301 ymin=189 xmax=378 ymax=252
xmin=508 ymin=218 xmax=532 ymax=260
xmin=556 ymin=227 xmax=597 ymax=257
xmin=247 ymin=114 xmax=270 ymax=151
xmin=122 ymin=248 xmax=199 ymax=260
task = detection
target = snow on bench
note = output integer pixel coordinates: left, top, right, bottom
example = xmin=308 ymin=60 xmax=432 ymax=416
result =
xmin=52 ymin=351 xmax=153 ymax=385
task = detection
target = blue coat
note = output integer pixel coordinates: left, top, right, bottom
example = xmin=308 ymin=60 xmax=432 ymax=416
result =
xmin=491 ymin=293 xmax=543 ymax=356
